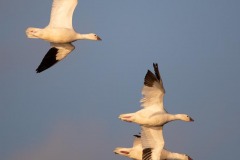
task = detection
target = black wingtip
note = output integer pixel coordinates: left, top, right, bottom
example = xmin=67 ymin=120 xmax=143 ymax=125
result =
xmin=144 ymin=70 xmax=158 ymax=87
xmin=142 ymin=148 xmax=152 ymax=160
xmin=133 ymin=134 xmax=141 ymax=138
xmin=36 ymin=47 xmax=59 ymax=73
xmin=153 ymin=63 xmax=158 ymax=68
xmin=153 ymin=63 xmax=161 ymax=81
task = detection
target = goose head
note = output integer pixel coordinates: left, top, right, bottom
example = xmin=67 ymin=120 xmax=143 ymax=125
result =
xmin=176 ymin=114 xmax=194 ymax=122
xmin=183 ymin=154 xmax=193 ymax=160
xmin=80 ymin=33 xmax=101 ymax=41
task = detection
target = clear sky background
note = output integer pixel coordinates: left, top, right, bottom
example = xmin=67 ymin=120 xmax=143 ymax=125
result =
xmin=1 ymin=0 xmax=240 ymax=159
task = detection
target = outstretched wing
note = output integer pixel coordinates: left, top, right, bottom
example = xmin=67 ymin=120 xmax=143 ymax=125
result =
xmin=140 ymin=63 xmax=166 ymax=112
xmin=36 ymin=43 xmax=75 ymax=73
xmin=141 ymin=126 xmax=164 ymax=160
xmin=47 ymin=0 xmax=78 ymax=28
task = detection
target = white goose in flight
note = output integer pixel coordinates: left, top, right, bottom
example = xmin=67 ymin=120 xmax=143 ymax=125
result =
xmin=114 ymin=135 xmax=192 ymax=160
xmin=119 ymin=63 xmax=194 ymax=125
xmin=26 ymin=0 xmax=101 ymax=73
xmin=119 ymin=63 xmax=194 ymax=160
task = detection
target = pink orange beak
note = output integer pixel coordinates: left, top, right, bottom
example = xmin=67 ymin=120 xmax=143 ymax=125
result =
xmin=189 ymin=117 xmax=194 ymax=122
xmin=97 ymin=36 xmax=102 ymax=41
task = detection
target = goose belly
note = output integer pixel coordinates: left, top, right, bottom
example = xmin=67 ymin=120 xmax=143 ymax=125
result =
xmin=41 ymin=28 xmax=77 ymax=43
xmin=136 ymin=110 xmax=167 ymax=126
xmin=146 ymin=113 xmax=168 ymax=126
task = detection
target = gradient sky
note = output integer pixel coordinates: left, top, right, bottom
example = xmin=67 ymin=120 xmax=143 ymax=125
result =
xmin=1 ymin=0 xmax=240 ymax=159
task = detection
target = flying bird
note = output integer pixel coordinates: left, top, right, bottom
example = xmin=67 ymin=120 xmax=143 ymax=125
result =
xmin=119 ymin=63 xmax=194 ymax=125
xmin=118 ymin=63 xmax=194 ymax=160
xmin=26 ymin=0 xmax=101 ymax=73
xmin=114 ymin=135 xmax=142 ymax=160
xmin=114 ymin=134 xmax=192 ymax=160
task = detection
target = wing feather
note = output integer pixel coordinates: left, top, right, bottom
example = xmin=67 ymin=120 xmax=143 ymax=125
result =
xmin=47 ymin=0 xmax=78 ymax=28
xmin=143 ymin=148 xmax=152 ymax=160
xmin=36 ymin=43 xmax=75 ymax=73
xmin=141 ymin=126 xmax=164 ymax=160
xmin=140 ymin=63 xmax=166 ymax=112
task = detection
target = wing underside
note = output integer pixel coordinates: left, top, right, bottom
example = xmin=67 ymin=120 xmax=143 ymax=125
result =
xmin=36 ymin=43 xmax=75 ymax=73
xmin=47 ymin=0 xmax=78 ymax=28
xmin=140 ymin=63 xmax=166 ymax=112
xmin=141 ymin=126 xmax=164 ymax=160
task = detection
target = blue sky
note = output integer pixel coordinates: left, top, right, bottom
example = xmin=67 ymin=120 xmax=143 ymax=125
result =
xmin=1 ymin=0 xmax=240 ymax=159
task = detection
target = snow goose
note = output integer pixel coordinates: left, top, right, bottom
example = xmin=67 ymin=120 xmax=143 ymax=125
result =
xmin=114 ymin=134 xmax=192 ymax=160
xmin=26 ymin=0 xmax=101 ymax=73
xmin=114 ymin=135 xmax=142 ymax=159
xmin=119 ymin=63 xmax=194 ymax=126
